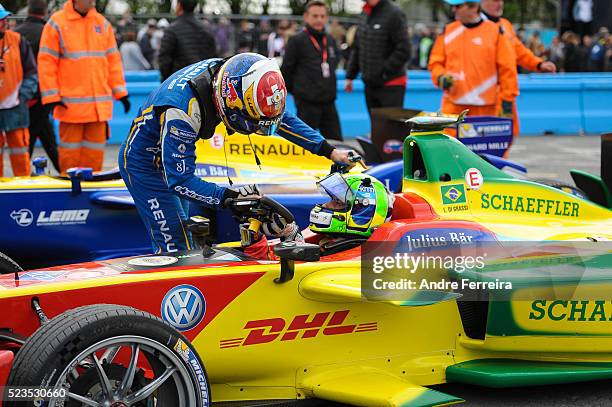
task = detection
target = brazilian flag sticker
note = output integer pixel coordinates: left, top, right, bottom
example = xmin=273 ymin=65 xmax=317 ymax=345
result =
xmin=441 ymin=184 xmax=466 ymax=205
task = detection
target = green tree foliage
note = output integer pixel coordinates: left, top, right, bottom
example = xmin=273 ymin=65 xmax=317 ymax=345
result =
xmin=503 ymin=0 xmax=557 ymax=26
xmin=288 ymin=0 xmax=308 ymax=14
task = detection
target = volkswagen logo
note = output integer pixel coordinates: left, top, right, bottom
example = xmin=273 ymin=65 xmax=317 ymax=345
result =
xmin=10 ymin=209 xmax=34 ymax=227
xmin=161 ymin=285 xmax=206 ymax=331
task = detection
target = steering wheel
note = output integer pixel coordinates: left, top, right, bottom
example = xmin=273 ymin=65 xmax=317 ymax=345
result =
xmin=224 ymin=196 xmax=295 ymax=245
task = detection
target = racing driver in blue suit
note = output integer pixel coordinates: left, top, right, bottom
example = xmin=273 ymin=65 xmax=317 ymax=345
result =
xmin=119 ymin=53 xmax=357 ymax=253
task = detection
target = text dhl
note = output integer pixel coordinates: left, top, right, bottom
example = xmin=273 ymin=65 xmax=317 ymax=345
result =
xmin=481 ymin=193 xmax=580 ymax=217
xmin=219 ymin=310 xmax=377 ymax=348
xmin=529 ymin=300 xmax=612 ymax=321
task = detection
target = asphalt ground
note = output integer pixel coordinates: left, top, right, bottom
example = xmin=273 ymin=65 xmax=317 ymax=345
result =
xmin=5 ymin=135 xmax=610 ymax=406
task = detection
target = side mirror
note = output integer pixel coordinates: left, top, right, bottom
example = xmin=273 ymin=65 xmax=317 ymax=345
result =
xmin=273 ymin=241 xmax=320 ymax=283
xmin=32 ymin=157 xmax=48 ymax=176
xmin=187 ymin=216 xmax=214 ymax=257
xmin=67 ymin=167 xmax=93 ymax=195
xmin=274 ymin=241 xmax=320 ymax=262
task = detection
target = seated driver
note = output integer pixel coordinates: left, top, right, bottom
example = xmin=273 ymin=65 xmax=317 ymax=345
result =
xmin=244 ymin=173 xmax=395 ymax=259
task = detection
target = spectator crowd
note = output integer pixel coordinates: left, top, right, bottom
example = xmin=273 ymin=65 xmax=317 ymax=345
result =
xmin=110 ymin=10 xmax=612 ymax=74
xmin=528 ymin=27 xmax=611 ymax=72
xmin=3 ymin=0 xmax=612 ymax=74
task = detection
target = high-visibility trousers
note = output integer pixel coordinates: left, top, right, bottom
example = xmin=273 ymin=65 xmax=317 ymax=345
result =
xmin=0 ymin=128 xmax=30 ymax=177
xmin=58 ymin=121 xmax=108 ymax=173
xmin=495 ymin=98 xmax=520 ymax=138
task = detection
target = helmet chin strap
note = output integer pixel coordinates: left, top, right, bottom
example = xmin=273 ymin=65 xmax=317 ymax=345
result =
xmin=223 ymin=133 xmax=233 ymax=187
xmin=222 ymin=130 xmax=263 ymax=188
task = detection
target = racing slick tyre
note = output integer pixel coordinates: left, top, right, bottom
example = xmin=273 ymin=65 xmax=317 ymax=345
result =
xmin=4 ymin=304 xmax=210 ymax=407
xmin=533 ymin=179 xmax=588 ymax=199
xmin=0 ymin=252 xmax=22 ymax=275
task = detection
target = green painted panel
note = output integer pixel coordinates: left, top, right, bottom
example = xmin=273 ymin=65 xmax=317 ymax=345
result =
xmin=401 ymin=388 xmax=464 ymax=407
xmin=447 ymin=359 xmax=612 ymax=388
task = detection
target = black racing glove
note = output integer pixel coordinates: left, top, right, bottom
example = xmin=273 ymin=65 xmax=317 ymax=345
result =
xmin=119 ymin=96 xmax=131 ymax=113
xmin=44 ymin=101 xmax=66 ymax=115
xmin=221 ymin=184 xmax=260 ymax=206
xmin=437 ymin=74 xmax=454 ymax=91
xmin=236 ymin=184 xmax=260 ymax=198
xmin=500 ymin=100 xmax=513 ymax=118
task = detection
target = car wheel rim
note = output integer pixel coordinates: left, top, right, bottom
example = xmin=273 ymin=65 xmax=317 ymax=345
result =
xmin=47 ymin=335 xmax=199 ymax=407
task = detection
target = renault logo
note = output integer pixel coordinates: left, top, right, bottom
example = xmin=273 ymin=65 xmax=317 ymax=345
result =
xmin=161 ymin=285 xmax=206 ymax=331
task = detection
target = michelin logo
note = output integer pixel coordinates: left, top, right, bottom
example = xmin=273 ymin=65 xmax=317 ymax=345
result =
xmin=11 ymin=208 xmax=90 ymax=227
xmin=169 ymin=125 xmax=197 ymax=141
xmin=174 ymin=338 xmax=210 ymax=406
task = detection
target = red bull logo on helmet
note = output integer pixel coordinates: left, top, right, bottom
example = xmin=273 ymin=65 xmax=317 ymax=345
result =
xmin=222 ymin=71 xmax=244 ymax=110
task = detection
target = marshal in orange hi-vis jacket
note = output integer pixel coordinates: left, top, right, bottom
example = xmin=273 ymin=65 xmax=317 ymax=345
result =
xmin=38 ymin=1 xmax=127 ymax=173
xmin=428 ymin=19 xmax=518 ymax=117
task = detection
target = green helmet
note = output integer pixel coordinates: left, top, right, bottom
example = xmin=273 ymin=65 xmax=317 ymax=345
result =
xmin=309 ymin=173 xmax=394 ymax=237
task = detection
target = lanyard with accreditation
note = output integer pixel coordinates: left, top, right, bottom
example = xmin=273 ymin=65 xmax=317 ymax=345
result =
xmin=306 ymin=28 xmax=331 ymax=78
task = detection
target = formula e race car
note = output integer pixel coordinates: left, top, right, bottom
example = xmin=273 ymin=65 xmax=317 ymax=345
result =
xmin=0 ymin=114 xmax=611 ymax=407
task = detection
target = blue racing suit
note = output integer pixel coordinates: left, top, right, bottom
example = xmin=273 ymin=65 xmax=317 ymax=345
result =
xmin=118 ymin=59 xmax=335 ymax=253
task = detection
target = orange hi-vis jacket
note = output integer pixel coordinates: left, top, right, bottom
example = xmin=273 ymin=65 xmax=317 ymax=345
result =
xmin=38 ymin=1 xmax=127 ymax=123
xmin=499 ymin=18 xmax=542 ymax=72
xmin=0 ymin=31 xmax=24 ymax=110
xmin=428 ymin=20 xmax=518 ymax=107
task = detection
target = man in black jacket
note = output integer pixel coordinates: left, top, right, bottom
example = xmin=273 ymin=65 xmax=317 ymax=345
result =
xmin=15 ymin=0 xmax=60 ymax=172
xmin=281 ymin=0 xmax=342 ymax=140
xmin=345 ymin=0 xmax=410 ymax=119
xmin=158 ymin=0 xmax=216 ymax=81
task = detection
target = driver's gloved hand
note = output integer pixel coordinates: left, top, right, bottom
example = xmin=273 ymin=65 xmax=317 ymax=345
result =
xmin=237 ymin=184 xmax=260 ymax=198
xmin=279 ymin=222 xmax=304 ymax=242
xmin=262 ymin=216 xmax=303 ymax=242
xmin=222 ymin=184 xmax=260 ymax=205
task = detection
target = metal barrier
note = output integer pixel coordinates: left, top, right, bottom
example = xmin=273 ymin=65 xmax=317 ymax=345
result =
xmin=104 ymin=70 xmax=612 ymax=144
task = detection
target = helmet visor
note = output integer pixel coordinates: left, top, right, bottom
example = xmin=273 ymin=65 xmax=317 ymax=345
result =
xmin=317 ymin=173 xmax=354 ymax=205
